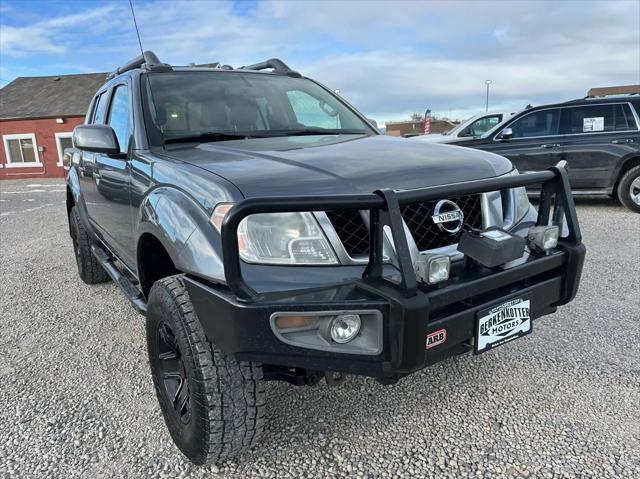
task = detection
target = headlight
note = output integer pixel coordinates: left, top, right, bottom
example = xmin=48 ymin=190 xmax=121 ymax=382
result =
xmin=212 ymin=204 xmax=338 ymax=265
xmin=509 ymin=169 xmax=532 ymax=223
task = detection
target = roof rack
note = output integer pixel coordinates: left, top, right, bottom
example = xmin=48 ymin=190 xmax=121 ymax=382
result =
xmin=106 ymin=50 xmax=172 ymax=79
xmin=240 ymin=58 xmax=301 ymax=77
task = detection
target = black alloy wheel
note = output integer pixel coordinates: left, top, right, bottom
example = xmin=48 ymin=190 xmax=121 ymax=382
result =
xmin=157 ymin=322 xmax=191 ymax=424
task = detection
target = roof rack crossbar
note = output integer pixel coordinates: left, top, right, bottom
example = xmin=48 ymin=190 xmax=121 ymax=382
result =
xmin=240 ymin=58 xmax=296 ymax=74
xmin=106 ymin=50 xmax=172 ymax=79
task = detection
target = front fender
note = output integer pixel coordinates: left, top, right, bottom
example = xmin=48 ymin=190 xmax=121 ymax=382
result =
xmin=67 ymin=165 xmax=82 ymax=204
xmin=138 ymin=186 xmax=225 ymax=283
xmin=66 ymin=164 xmax=94 ymax=238
xmin=609 ymin=152 xmax=640 ymax=189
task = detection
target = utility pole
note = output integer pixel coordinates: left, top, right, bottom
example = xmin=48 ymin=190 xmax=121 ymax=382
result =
xmin=485 ymin=80 xmax=492 ymax=112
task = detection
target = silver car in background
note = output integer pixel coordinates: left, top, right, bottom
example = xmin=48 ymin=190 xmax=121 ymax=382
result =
xmin=414 ymin=111 xmax=516 ymax=144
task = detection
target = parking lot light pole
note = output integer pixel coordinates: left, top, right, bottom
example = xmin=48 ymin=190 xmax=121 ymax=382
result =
xmin=485 ymin=80 xmax=492 ymax=112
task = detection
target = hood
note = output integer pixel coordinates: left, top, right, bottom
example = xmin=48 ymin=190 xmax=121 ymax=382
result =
xmin=166 ymin=134 xmax=512 ymax=198
xmin=411 ymin=134 xmax=457 ymax=144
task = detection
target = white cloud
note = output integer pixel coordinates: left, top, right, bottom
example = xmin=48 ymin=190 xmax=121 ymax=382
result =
xmin=1 ymin=0 xmax=638 ymax=121
xmin=0 ymin=4 xmax=117 ymax=57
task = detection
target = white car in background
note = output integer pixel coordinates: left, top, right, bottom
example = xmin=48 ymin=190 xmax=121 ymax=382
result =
xmin=414 ymin=111 xmax=516 ymax=144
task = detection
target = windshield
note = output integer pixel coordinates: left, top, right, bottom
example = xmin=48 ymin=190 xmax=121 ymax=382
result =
xmin=144 ymin=71 xmax=372 ymax=142
xmin=442 ymin=115 xmax=474 ymax=136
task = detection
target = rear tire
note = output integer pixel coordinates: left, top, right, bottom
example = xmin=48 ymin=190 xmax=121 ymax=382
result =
xmin=70 ymin=207 xmax=110 ymax=284
xmin=617 ymin=165 xmax=640 ymax=213
xmin=146 ymin=275 xmax=265 ymax=465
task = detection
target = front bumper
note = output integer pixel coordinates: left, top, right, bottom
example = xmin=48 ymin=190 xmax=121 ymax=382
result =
xmin=184 ymin=242 xmax=585 ymax=380
xmin=185 ymin=162 xmax=586 ymax=380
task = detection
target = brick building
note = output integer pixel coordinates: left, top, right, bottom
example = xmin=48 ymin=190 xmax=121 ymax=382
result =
xmin=0 ymin=73 xmax=106 ymax=179
xmin=385 ymin=118 xmax=457 ymax=137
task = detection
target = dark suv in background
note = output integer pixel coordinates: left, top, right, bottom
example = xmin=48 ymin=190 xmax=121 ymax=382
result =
xmin=448 ymin=95 xmax=640 ymax=212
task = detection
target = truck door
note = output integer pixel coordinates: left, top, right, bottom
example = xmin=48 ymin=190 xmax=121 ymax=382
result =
xmin=86 ymin=82 xmax=136 ymax=266
xmin=79 ymin=90 xmax=109 ymax=234
xmin=558 ymin=103 xmax=640 ymax=189
xmin=482 ymin=108 xmax=564 ymax=173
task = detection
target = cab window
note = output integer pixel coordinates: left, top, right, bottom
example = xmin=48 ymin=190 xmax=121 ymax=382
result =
xmin=91 ymin=93 xmax=109 ymax=124
xmin=107 ymin=85 xmax=131 ymax=153
xmin=509 ymin=110 xmax=559 ymax=138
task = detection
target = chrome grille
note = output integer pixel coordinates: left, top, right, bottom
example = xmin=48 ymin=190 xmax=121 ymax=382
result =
xmin=400 ymin=194 xmax=483 ymax=251
xmin=325 ymin=209 xmax=369 ymax=257
xmin=328 ymin=194 xmax=483 ymax=257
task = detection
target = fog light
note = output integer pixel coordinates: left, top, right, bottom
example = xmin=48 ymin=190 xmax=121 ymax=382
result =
xmin=528 ymin=225 xmax=559 ymax=252
xmin=274 ymin=315 xmax=316 ymax=330
xmin=415 ymin=253 xmax=451 ymax=284
xmin=329 ymin=314 xmax=361 ymax=343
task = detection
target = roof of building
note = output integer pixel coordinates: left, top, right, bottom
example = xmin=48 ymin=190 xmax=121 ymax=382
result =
xmin=0 ymin=72 xmax=107 ymax=120
xmin=385 ymin=119 xmax=457 ymax=126
xmin=587 ymin=85 xmax=640 ymax=98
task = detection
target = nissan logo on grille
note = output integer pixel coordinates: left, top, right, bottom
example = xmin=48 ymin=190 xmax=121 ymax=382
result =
xmin=431 ymin=200 xmax=464 ymax=234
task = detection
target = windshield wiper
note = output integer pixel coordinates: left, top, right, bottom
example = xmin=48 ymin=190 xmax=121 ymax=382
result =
xmin=164 ymin=128 xmax=368 ymax=144
xmin=164 ymin=132 xmax=254 ymax=144
xmin=266 ymin=128 xmax=368 ymax=137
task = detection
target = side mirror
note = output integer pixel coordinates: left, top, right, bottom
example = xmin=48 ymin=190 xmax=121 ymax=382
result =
xmin=367 ymin=118 xmax=379 ymax=128
xmin=498 ymin=127 xmax=513 ymax=141
xmin=73 ymin=124 xmax=121 ymax=155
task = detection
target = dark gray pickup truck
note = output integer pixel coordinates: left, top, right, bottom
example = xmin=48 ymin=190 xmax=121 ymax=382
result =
xmin=64 ymin=52 xmax=585 ymax=465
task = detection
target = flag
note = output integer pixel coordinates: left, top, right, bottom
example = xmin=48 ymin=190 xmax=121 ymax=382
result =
xmin=423 ymin=109 xmax=432 ymax=135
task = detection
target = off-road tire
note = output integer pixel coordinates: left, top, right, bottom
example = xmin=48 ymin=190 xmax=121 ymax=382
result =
xmin=70 ymin=207 xmax=110 ymax=284
xmin=146 ymin=275 xmax=265 ymax=465
xmin=617 ymin=165 xmax=640 ymax=213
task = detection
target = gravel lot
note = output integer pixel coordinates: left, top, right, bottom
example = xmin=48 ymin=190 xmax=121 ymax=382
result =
xmin=1 ymin=179 xmax=639 ymax=478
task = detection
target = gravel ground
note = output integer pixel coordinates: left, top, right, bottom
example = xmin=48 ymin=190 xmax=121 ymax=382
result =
xmin=0 ymin=179 xmax=639 ymax=479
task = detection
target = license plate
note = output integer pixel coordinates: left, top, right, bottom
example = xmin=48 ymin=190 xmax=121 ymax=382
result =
xmin=475 ymin=296 xmax=532 ymax=354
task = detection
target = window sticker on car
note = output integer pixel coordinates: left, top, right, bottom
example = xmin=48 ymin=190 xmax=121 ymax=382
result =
xmin=583 ymin=117 xmax=604 ymax=132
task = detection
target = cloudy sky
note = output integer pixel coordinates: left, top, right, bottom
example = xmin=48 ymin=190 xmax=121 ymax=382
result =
xmin=1 ymin=0 xmax=639 ymax=123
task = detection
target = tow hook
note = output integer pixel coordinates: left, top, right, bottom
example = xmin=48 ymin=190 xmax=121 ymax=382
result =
xmin=324 ymin=371 xmax=346 ymax=386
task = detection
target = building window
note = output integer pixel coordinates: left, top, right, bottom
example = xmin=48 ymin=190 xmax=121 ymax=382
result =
xmin=55 ymin=132 xmax=74 ymax=166
xmin=2 ymin=133 xmax=42 ymax=168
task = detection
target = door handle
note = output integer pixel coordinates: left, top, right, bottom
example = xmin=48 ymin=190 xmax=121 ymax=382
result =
xmin=540 ymin=143 xmax=560 ymax=149
xmin=611 ymin=139 xmax=634 ymax=144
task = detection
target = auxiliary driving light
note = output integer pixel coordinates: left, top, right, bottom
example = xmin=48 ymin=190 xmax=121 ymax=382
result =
xmin=329 ymin=314 xmax=362 ymax=343
xmin=414 ymin=253 xmax=451 ymax=284
xmin=458 ymin=228 xmax=526 ymax=268
xmin=527 ymin=225 xmax=560 ymax=252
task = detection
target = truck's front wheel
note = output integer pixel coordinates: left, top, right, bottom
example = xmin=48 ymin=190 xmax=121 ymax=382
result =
xmin=146 ymin=275 xmax=265 ymax=465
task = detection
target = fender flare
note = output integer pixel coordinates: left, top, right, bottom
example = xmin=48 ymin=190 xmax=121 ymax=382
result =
xmin=137 ymin=186 xmax=225 ymax=283
xmin=610 ymin=153 xmax=640 ymax=189
xmin=66 ymin=166 xmax=94 ymax=238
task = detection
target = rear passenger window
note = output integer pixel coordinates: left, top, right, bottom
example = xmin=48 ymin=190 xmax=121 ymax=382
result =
xmin=613 ymin=104 xmax=638 ymax=131
xmin=509 ymin=110 xmax=559 ymax=138
xmin=92 ymin=93 xmax=108 ymax=124
xmin=559 ymin=104 xmax=636 ymax=134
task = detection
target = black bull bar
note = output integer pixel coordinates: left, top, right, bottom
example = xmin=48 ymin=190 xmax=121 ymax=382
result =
xmin=221 ymin=161 xmax=583 ymax=302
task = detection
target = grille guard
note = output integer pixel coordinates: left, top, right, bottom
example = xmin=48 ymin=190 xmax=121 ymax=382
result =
xmin=221 ymin=161 xmax=582 ymax=301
